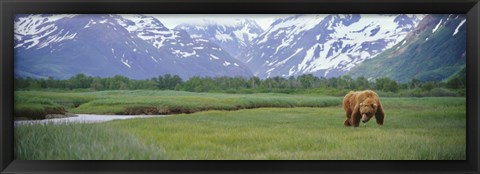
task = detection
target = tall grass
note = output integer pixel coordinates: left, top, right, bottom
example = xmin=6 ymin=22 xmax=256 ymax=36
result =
xmin=14 ymin=91 xmax=100 ymax=119
xmin=15 ymin=91 xmax=97 ymax=108
xmin=15 ymin=97 xmax=466 ymax=160
xmin=15 ymin=123 xmax=165 ymax=160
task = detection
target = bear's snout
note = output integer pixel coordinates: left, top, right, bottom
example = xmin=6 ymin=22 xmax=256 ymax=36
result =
xmin=361 ymin=113 xmax=372 ymax=123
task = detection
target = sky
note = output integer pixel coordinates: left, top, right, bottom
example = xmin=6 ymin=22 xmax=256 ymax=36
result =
xmin=151 ymin=14 xmax=292 ymax=30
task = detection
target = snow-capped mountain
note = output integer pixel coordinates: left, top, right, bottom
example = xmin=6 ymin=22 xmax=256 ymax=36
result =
xmin=14 ymin=14 xmax=252 ymax=80
xmin=239 ymin=14 xmax=425 ymax=79
xmin=348 ymin=14 xmax=466 ymax=82
xmin=175 ymin=19 xmax=264 ymax=58
xmin=15 ymin=14 xmax=79 ymax=50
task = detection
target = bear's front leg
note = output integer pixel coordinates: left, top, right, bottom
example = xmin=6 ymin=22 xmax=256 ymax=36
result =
xmin=350 ymin=110 xmax=361 ymax=127
xmin=344 ymin=119 xmax=351 ymax=126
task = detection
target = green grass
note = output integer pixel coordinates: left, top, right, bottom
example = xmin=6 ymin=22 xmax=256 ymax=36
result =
xmin=14 ymin=91 xmax=99 ymax=119
xmin=15 ymin=90 xmax=97 ymax=108
xmin=15 ymin=123 xmax=165 ymax=160
xmin=15 ymin=90 xmax=342 ymax=115
xmin=15 ymin=94 xmax=466 ymax=160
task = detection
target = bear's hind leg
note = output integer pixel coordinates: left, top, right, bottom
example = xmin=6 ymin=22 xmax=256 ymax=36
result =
xmin=375 ymin=103 xmax=385 ymax=125
xmin=344 ymin=108 xmax=352 ymax=127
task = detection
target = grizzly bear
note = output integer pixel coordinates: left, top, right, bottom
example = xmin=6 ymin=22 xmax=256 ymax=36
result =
xmin=343 ymin=90 xmax=385 ymax=127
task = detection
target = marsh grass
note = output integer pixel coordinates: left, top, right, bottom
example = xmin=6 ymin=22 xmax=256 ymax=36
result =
xmin=15 ymin=123 xmax=165 ymax=160
xmin=15 ymin=90 xmax=342 ymax=114
xmin=15 ymin=91 xmax=97 ymax=108
xmin=14 ymin=91 xmax=99 ymax=119
xmin=15 ymin=94 xmax=466 ymax=160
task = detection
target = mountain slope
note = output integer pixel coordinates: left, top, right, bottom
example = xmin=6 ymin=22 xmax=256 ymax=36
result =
xmin=175 ymin=19 xmax=264 ymax=58
xmin=14 ymin=14 xmax=252 ymax=80
xmin=238 ymin=14 xmax=425 ymax=79
xmin=347 ymin=14 xmax=466 ymax=82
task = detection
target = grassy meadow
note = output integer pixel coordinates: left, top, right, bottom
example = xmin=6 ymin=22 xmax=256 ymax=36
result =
xmin=15 ymin=90 xmax=341 ymax=116
xmin=14 ymin=90 xmax=466 ymax=160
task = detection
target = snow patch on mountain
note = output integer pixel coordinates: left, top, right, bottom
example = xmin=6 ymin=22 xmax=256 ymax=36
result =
xmin=215 ymin=33 xmax=233 ymax=42
xmin=15 ymin=14 xmax=77 ymax=35
xmin=121 ymin=58 xmax=132 ymax=68
xmin=176 ymin=19 xmax=264 ymax=58
xmin=117 ymin=14 xmax=176 ymax=49
xmin=453 ymin=19 xmax=466 ymax=36
xmin=432 ymin=19 xmax=442 ymax=33
xmin=223 ymin=61 xmax=231 ymax=66
xmin=14 ymin=15 xmax=80 ymax=49
xmin=258 ymin=15 xmax=325 ymax=45
xmin=210 ymin=54 xmax=220 ymax=60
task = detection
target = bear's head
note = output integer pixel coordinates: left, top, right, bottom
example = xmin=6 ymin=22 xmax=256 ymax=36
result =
xmin=359 ymin=98 xmax=378 ymax=123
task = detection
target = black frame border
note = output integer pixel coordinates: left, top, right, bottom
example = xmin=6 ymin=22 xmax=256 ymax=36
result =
xmin=1 ymin=0 xmax=479 ymax=174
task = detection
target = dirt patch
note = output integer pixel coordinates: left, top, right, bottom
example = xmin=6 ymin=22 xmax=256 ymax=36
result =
xmin=121 ymin=104 xmax=297 ymax=116
xmin=44 ymin=106 xmax=66 ymax=115
xmin=123 ymin=106 xmax=200 ymax=115
xmin=15 ymin=109 xmax=46 ymax=120
xmin=45 ymin=113 xmax=78 ymax=119
xmin=124 ymin=106 xmax=161 ymax=115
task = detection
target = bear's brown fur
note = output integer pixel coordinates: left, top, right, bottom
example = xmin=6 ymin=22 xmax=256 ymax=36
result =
xmin=343 ymin=90 xmax=385 ymax=127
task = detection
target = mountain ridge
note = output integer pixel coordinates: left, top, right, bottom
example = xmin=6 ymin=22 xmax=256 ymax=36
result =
xmin=347 ymin=14 xmax=466 ymax=82
xmin=14 ymin=14 xmax=464 ymax=83
xmin=238 ymin=14 xmax=425 ymax=79
xmin=14 ymin=14 xmax=253 ymax=80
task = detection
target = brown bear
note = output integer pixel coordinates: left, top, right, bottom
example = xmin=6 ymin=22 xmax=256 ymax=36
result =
xmin=343 ymin=90 xmax=385 ymax=127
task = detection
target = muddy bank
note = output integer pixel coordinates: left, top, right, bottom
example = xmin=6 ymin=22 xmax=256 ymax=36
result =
xmin=122 ymin=105 xmax=259 ymax=115
xmin=15 ymin=112 xmax=78 ymax=121
xmin=123 ymin=106 xmax=196 ymax=115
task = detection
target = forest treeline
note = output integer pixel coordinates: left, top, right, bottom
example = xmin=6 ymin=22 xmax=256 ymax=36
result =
xmin=14 ymin=73 xmax=465 ymax=96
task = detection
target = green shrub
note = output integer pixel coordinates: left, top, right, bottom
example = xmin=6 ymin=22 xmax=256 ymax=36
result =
xmin=237 ymin=88 xmax=254 ymax=94
xmin=455 ymin=88 xmax=466 ymax=96
xmin=428 ymin=88 xmax=458 ymax=97
xmin=225 ymin=89 xmax=238 ymax=94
